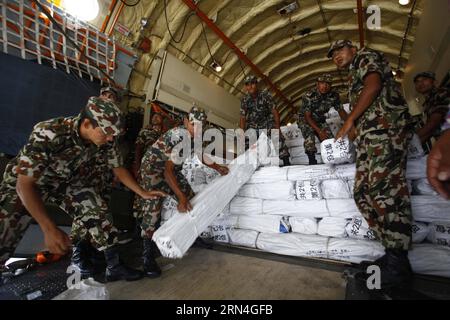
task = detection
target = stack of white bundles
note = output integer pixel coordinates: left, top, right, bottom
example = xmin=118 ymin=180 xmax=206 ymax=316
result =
xmin=317 ymin=217 xmax=349 ymax=238
xmin=347 ymin=180 xmax=355 ymax=196
xmin=231 ymin=215 xmax=290 ymax=234
xmin=326 ymin=199 xmax=361 ymax=218
xmin=238 ymin=181 xmax=295 ymax=200
xmin=345 ymin=216 xmax=377 ymax=241
xmin=229 ymin=197 xmax=263 ymax=215
xmin=248 ymin=166 xmax=288 ymax=184
xmin=327 ymin=238 xmax=385 ymax=264
xmin=289 ymin=146 xmax=306 ymax=158
xmin=152 ymin=134 xmax=270 ymax=258
xmin=287 ymin=165 xmax=334 ymax=181
xmin=427 ymin=222 xmax=450 ymax=247
xmin=281 ymin=123 xmax=303 ymax=140
xmin=412 ymin=222 xmax=430 ymax=243
xmin=256 ymin=233 xmax=328 ymax=258
xmin=228 ymin=229 xmax=259 ymax=248
xmin=321 ymin=179 xmax=351 ymax=199
xmin=210 ymin=216 xmax=237 ymax=243
xmin=199 ymin=226 xmax=213 ymax=239
xmin=407 ymin=134 xmax=425 ymax=159
xmin=411 ymin=196 xmax=450 ymax=222
xmin=295 ymin=179 xmax=322 ymax=200
xmin=406 ymin=156 xmax=427 ymax=180
xmin=289 ymin=217 xmax=318 ymax=235
xmin=263 ymin=199 xmax=329 ymax=218
xmin=409 ymin=244 xmax=450 ymax=278
xmin=320 ymin=138 xmax=355 ymax=165
xmin=332 ymin=163 xmax=357 ymax=180
xmin=412 ymin=179 xmax=438 ymax=196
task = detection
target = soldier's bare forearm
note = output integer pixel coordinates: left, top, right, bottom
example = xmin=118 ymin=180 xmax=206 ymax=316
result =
xmin=113 ymin=167 xmax=145 ymax=196
xmin=272 ymin=109 xmax=281 ymax=129
xmin=418 ymin=113 xmax=445 ymax=143
xmin=305 ymin=113 xmax=322 ymax=135
xmin=134 ymin=144 xmax=144 ymax=166
xmin=347 ymin=73 xmax=382 ymax=123
xmin=240 ymin=116 xmax=246 ymax=130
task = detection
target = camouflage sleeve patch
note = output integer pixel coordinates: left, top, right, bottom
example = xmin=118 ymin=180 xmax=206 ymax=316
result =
xmin=106 ymin=141 xmax=124 ymax=168
xmin=263 ymin=90 xmax=276 ymax=110
xmin=356 ymin=50 xmax=384 ymax=82
xmin=136 ymin=127 xmax=150 ymax=146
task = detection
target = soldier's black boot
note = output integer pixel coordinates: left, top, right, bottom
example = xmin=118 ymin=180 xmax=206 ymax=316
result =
xmin=71 ymin=240 xmax=95 ymax=279
xmin=142 ymin=239 xmax=161 ymax=278
xmin=104 ymin=247 xmax=143 ymax=282
xmin=379 ymin=248 xmax=412 ymax=289
xmin=307 ymin=152 xmax=317 ymax=165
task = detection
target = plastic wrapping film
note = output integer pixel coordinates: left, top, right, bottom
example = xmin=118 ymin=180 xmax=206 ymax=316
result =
xmin=238 ymin=181 xmax=295 ymax=200
xmin=412 ymin=179 xmax=438 ymax=196
xmin=427 ymin=222 xmax=450 ymax=247
xmin=320 ymin=179 xmax=351 ymax=199
xmin=411 ymin=196 xmax=450 ymax=222
xmin=409 ymin=244 xmax=450 ymax=278
xmin=294 ymin=180 xmax=322 ymax=200
xmin=289 ymin=217 xmax=318 ymax=235
xmin=262 ymin=199 xmax=330 ymax=218
xmin=317 ymin=217 xmax=349 ymax=238
xmin=320 ymin=138 xmax=355 ymax=165
xmin=229 ymin=197 xmax=264 ymax=215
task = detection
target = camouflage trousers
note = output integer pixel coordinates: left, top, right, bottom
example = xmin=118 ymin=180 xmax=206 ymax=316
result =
xmin=133 ymin=171 xmax=193 ymax=239
xmin=353 ymin=128 xmax=413 ymax=251
xmin=298 ymin=120 xmax=333 ymax=154
xmin=0 ymin=184 xmax=118 ymax=266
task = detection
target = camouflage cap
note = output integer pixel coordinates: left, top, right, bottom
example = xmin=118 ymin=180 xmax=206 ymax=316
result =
xmin=414 ymin=71 xmax=436 ymax=82
xmin=327 ymin=40 xmax=355 ymax=58
xmin=188 ymin=106 xmax=207 ymax=123
xmin=100 ymin=86 xmax=119 ymax=98
xmin=244 ymin=75 xmax=258 ymax=85
xmin=84 ymin=96 xmax=124 ymax=136
xmin=317 ymin=73 xmax=333 ymax=83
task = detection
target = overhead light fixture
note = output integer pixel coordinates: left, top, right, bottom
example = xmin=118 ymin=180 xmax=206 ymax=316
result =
xmin=287 ymin=123 xmax=292 ymax=126
xmin=392 ymin=70 xmax=397 ymax=76
xmin=63 ymin=0 xmax=99 ymax=21
xmin=210 ymin=61 xmax=223 ymax=73
xmin=399 ymin=0 xmax=410 ymax=5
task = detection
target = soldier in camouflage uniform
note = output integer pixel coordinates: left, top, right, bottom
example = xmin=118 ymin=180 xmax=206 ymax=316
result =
xmin=240 ymin=75 xmax=290 ymax=166
xmin=0 ymin=95 xmax=166 ymax=282
xmin=131 ymin=112 xmax=164 ymax=179
xmin=134 ymin=106 xmax=229 ymax=278
xmin=299 ymin=73 xmax=347 ymax=165
xmin=329 ymin=40 xmax=414 ymax=289
xmin=414 ymin=71 xmax=450 ymax=145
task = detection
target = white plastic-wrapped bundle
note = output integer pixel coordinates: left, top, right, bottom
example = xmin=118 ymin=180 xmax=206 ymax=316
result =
xmin=320 ymin=138 xmax=355 ymax=165
xmin=262 ymin=200 xmax=329 ymax=218
xmin=295 ymin=180 xmax=322 ymax=200
xmin=231 ymin=215 xmax=290 ymax=234
xmin=412 ymin=222 xmax=429 ymax=243
xmin=281 ymin=123 xmax=303 ymax=140
xmin=412 ymin=196 xmax=450 ymax=222
xmin=408 ymin=134 xmax=425 ymax=159
xmin=427 ymin=222 xmax=450 ymax=247
xmin=289 ymin=217 xmax=318 ymax=235
xmin=289 ymin=146 xmax=306 ymax=158
xmin=287 ymin=165 xmax=334 ymax=181
xmin=407 ymin=180 xmax=413 ymax=194
xmin=321 ymin=179 xmax=351 ymax=199
xmin=289 ymin=155 xmax=309 ymax=165
xmin=412 ymin=179 xmax=438 ymax=196
xmin=238 ymin=181 xmax=295 ymax=200
xmin=332 ymin=164 xmax=357 ymax=180
xmin=345 ymin=216 xmax=376 ymax=241
xmin=152 ymin=134 xmax=270 ymax=258
xmin=409 ymin=244 xmax=450 ymax=278
xmin=347 ymin=180 xmax=355 ymax=197
xmin=317 ymin=217 xmax=349 ymax=238
xmin=248 ymin=166 xmax=288 ymax=184
xmin=256 ymin=233 xmax=328 ymax=258
xmin=161 ymin=208 xmax=177 ymax=222
xmin=285 ymin=139 xmax=303 ymax=148
xmin=406 ymin=156 xmax=427 ymax=180
xmin=229 ymin=197 xmax=263 ymax=215
xmin=228 ymin=229 xmax=259 ymax=248
xmin=199 ymin=226 xmax=213 ymax=239
xmin=326 ymin=199 xmax=361 ymax=218
xmin=327 ymin=238 xmax=385 ymax=264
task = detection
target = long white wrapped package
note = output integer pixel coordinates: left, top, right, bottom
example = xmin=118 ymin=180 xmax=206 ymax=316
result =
xmin=229 ymin=197 xmax=263 ymax=215
xmin=295 ymin=179 xmax=322 ymax=200
xmin=317 ymin=217 xmax=349 ymax=238
xmin=326 ymin=199 xmax=361 ymax=218
xmin=408 ymin=134 xmax=425 ymax=159
xmin=412 ymin=179 xmax=438 ymax=196
xmin=345 ymin=216 xmax=376 ymax=241
xmin=247 ymin=166 xmax=288 ymax=183
xmin=230 ymin=215 xmax=290 ymax=234
xmin=409 ymin=244 xmax=450 ymax=278
xmin=327 ymin=238 xmax=385 ymax=264
xmin=152 ymin=134 xmax=270 ymax=258
xmin=332 ymin=164 xmax=357 ymax=179
xmin=210 ymin=216 xmax=238 ymax=243
xmin=238 ymin=181 xmax=295 ymax=200
xmin=406 ymin=156 xmax=427 ymax=180
xmin=412 ymin=222 xmax=429 ymax=243
xmin=427 ymin=222 xmax=450 ymax=247
xmin=289 ymin=217 xmax=318 ymax=235
xmin=321 ymin=179 xmax=351 ymax=199
xmin=287 ymin=165 xmax=334 ymax=181
xmin=263 ymin=200 xmax=329 ymax=218
xmin=320 ymin=138 xmax=355 ymax=165
xmin=256 ymin=233 xmax=328 ymax=258
xmin=228 ymin=229 xmax=259 ymax=248
xmin=411 ymin=196 xmax=450 ymax=222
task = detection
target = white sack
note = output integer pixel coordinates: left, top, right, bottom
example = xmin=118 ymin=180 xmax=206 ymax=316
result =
xmin=228 ymin=229 xmax=259 ymax=248
xmin=412 ymin=222 xmax=429 ymax=244
xmin=317 ymin=217 xmax=349 ymax=238
xmin=229 ymin=197 xmax=263 ymax=215
xmin=411 ymin=196 xmax=450 ymax=222
xmin=210 ymin=216 xmax=239 ymax=243
xmin=327 ymin=238 xmax=385 ymax=264
xmin=409 ymin=244 xmax=450 ymax=278
xmin=289 ymin=155 xmax=309 ymax=165
xmin=263 ymin=200 xmax=329 ymax=218
xmin=345 ymin=216 xmax=376 ymax=241
xmin=295 ymin=179 xmax=322 ymax=200
xmin=285 ymin=139 xmax=303 ymax=148
xmin=320 ymin=138 xmax=355 ymax=165
xmin=287 ymin=165 xmax=334 ymax=181
xmin=248 ymin=166 xmax=288 ymax=184
xmin=238 ymin=181 xmax=295 ymax=200
xmin=333 ymin=164 xmax=357 ymax=180
xmin=321 ymin=179 xmax=351 ymax=199
xmin=231 ymin=215 xmax=290 ymax=234
xmin=347 ymin=180 xmax=355 ymax=197
xmin=289 ymin=146 xmax=306 ymax=158
xmin=289 ymin=217 xmax=318 ymax=235
xmin=256 ymin=233 xmax=328 ymax=258
xmin=412 ymin=179 xmax=438 ymax=196
xmin=408 ymin=134 xmax=425 ymax=159
xmin=326 ymin=199 xmax=361 ymax=218
xmin=281 ymin=124 xmax=303 ymax=140
xmin=406 ymin=156 xmax=427 ymax=180
xmin=427 ymin=222 xmax=450 ymax=247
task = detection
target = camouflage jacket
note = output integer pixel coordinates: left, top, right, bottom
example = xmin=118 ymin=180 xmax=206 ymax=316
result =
xmin=1 ymin=115 xmax=123 ymax=193
xmin=348 ymin=47 xmax=412 ymax=136
xmin=240 ymin=89 xmax=275 ymax=130
xmin=299 ymin=88 xmax=342 ymax=123
xmin=135 ymin=125 xmax=162 ymax=153
xmin=422 ymin=86 xmax=450 ymax=138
